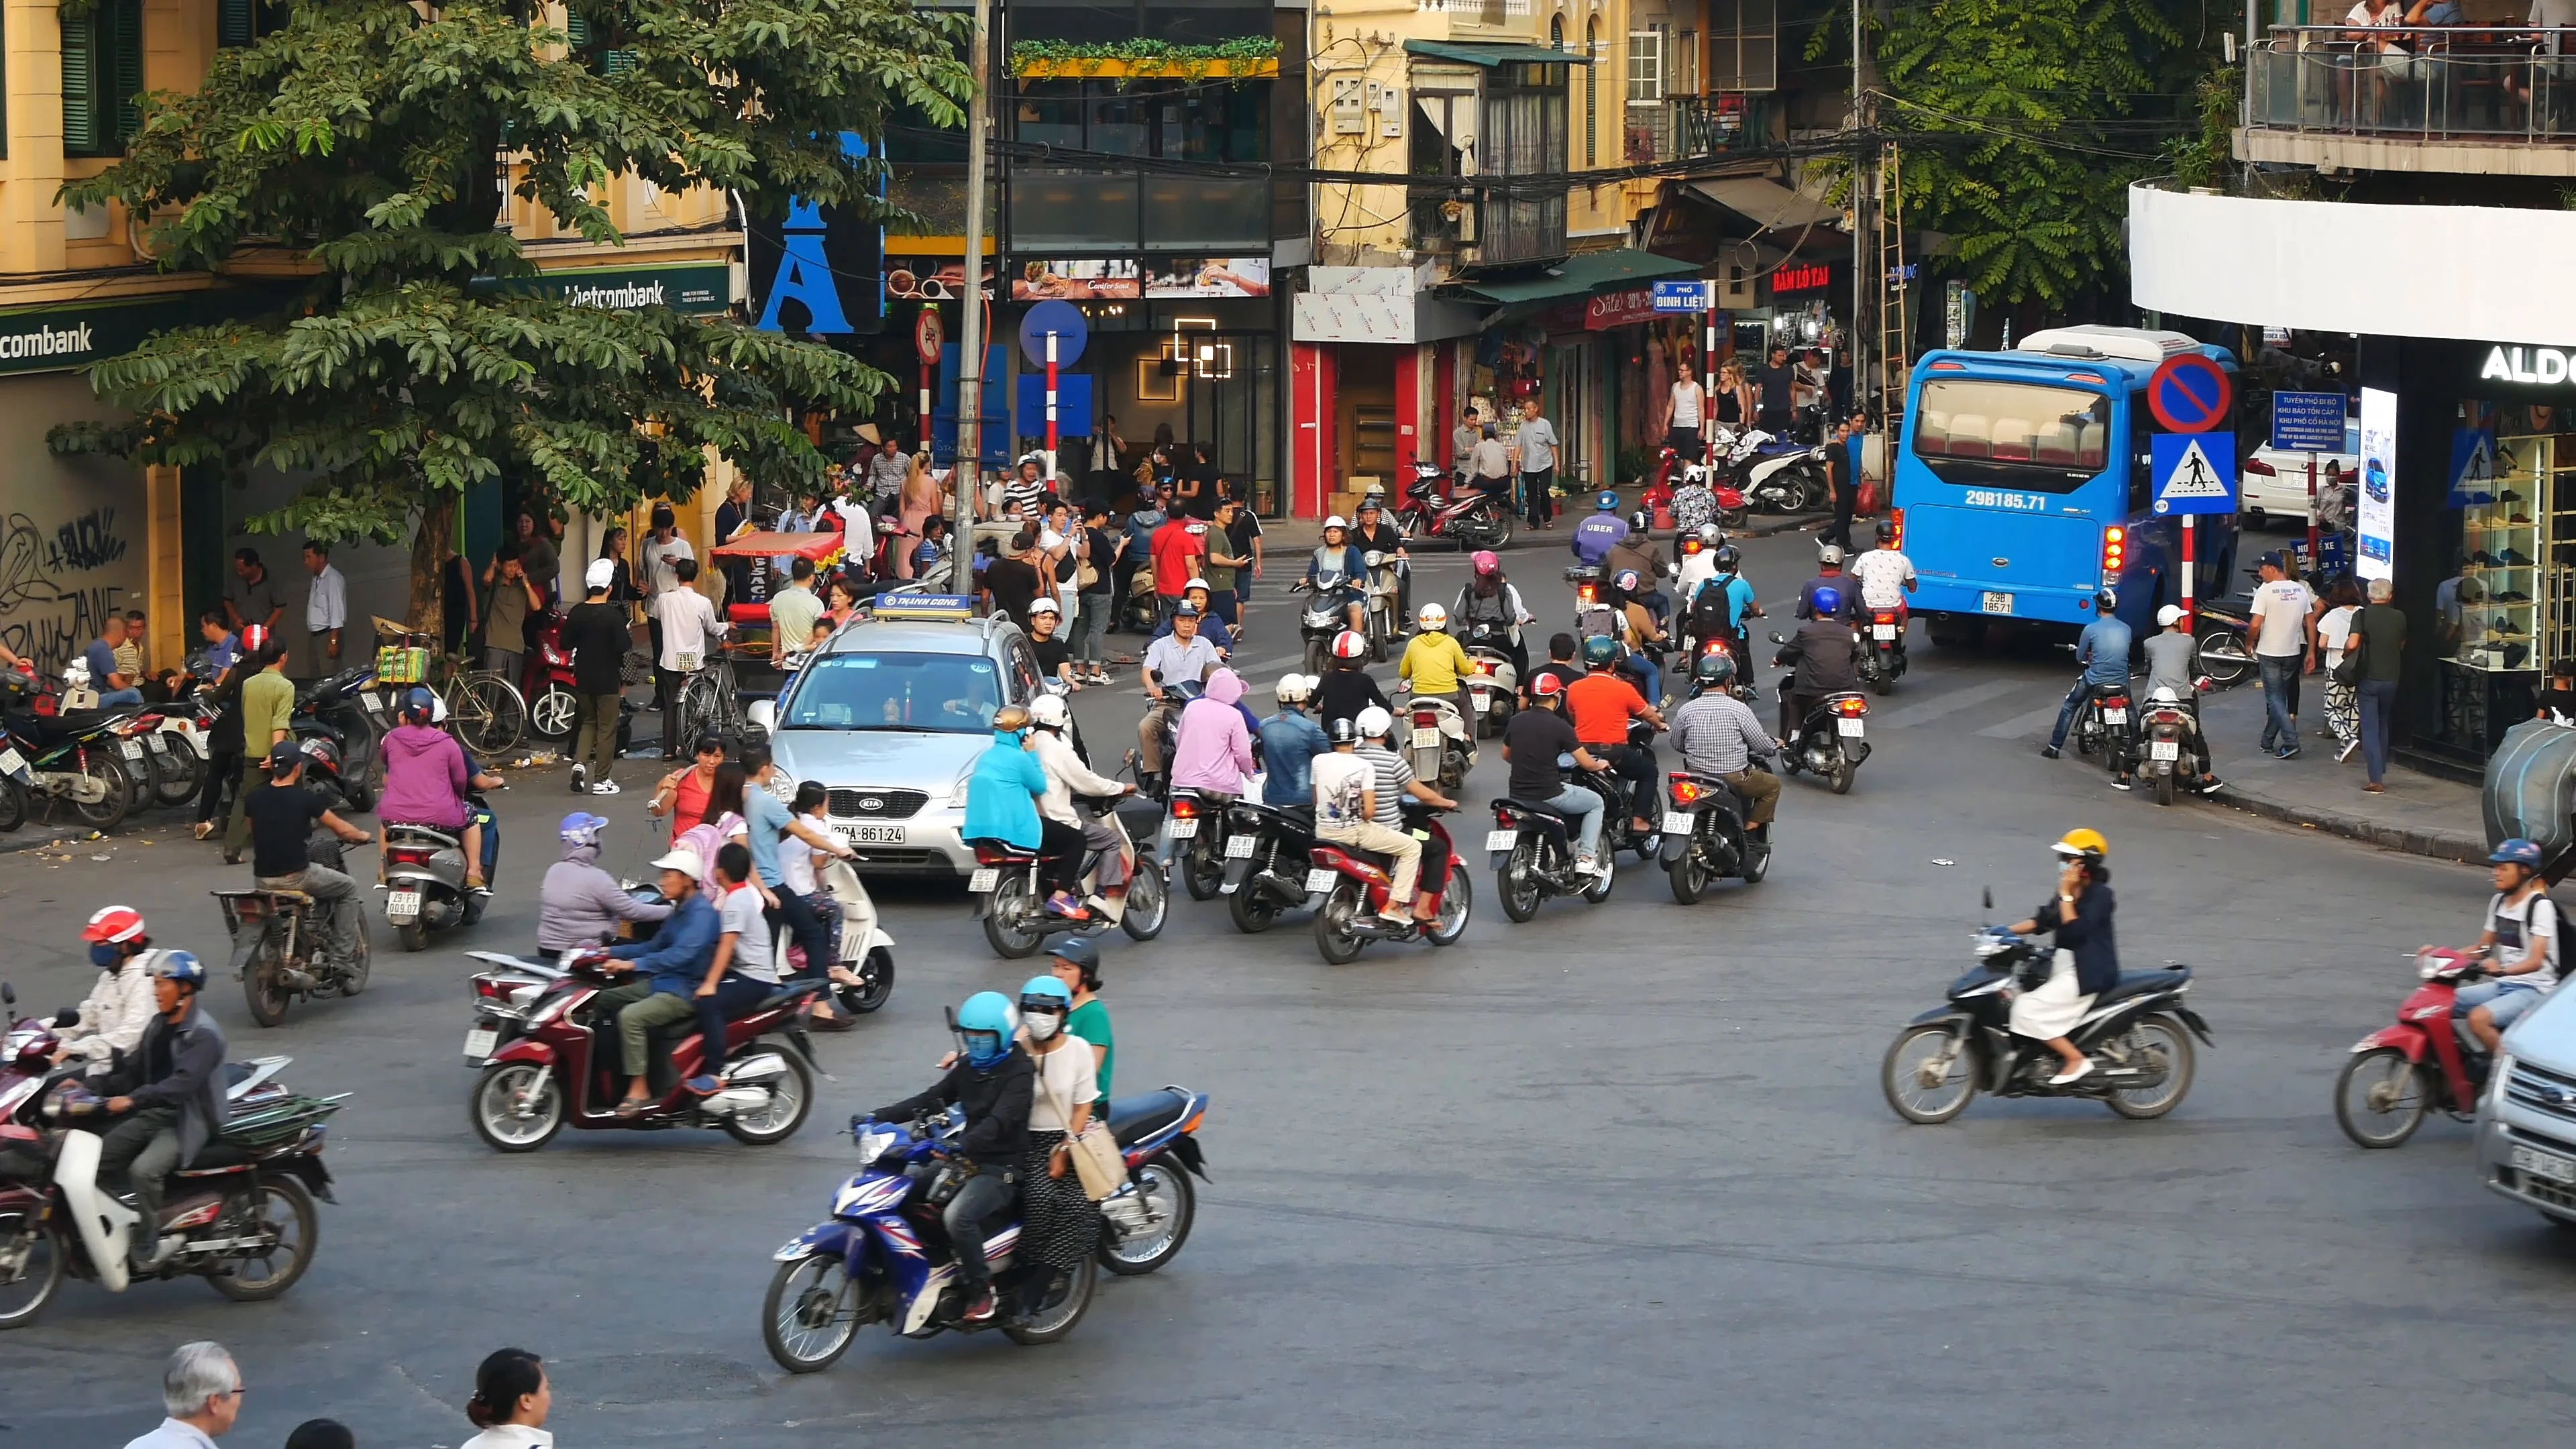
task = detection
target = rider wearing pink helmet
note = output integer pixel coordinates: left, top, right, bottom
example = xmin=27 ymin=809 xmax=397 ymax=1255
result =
xmin=1454 ymin=550 xmax=1532 ymax=684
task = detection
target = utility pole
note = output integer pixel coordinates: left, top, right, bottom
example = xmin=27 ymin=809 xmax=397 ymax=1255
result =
xmin=1849 ymin=0 xmax=1870 ymax=417
xmin=951 ymin=0 xmax=992 ymax=569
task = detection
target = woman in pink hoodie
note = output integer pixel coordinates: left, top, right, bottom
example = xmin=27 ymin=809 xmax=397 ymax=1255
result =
xmin=1163 ymin=667 xmax=1256 ymax=866
xmin=379 ymin=689 xmax=488 ymax=891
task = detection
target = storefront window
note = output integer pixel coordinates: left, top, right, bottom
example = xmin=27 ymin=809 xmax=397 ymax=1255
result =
xmin=2430 ymin=400 xmax=2559 ymax=758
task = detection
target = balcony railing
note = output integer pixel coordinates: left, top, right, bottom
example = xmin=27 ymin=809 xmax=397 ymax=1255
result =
xmin=1623 ymin=97 xmax=1767 ymax=164
xmin=2249 ymin=26 xmax=2576 ymax=142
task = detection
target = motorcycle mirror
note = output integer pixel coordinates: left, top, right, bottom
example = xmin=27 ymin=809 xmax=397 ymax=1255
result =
xmin=1981 ymin=887 xmax=1993 ymax=912
xmin=1 ymin=982 xmax=12 ymax=1007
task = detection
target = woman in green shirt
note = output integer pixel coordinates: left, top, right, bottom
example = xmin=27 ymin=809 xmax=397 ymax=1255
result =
xmin=1047 ymin=938 xmax=1114 ymax=1099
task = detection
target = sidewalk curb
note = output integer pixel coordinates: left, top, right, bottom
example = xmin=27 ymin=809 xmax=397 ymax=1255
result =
xmin=2216 ymin=787 xmax=2485 ymax=865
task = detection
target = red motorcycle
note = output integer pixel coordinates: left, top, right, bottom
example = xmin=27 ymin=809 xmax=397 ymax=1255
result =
xmin=1650 ymin=446 xmax=1751 ymax=530
xmin=1306 ymin=804 xmax=1473 ymax=963
xmin=1392 ymin=458 xmax=1515 ymax=551
xmin=2335 ymin=947 xmax=2493 ymax=1148
xmin=463 ymin=950 xmax=823 ymax=1152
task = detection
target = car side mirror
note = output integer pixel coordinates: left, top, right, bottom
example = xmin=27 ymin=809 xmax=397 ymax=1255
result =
xmin=746 ymin=700 xmax=777 ymax=732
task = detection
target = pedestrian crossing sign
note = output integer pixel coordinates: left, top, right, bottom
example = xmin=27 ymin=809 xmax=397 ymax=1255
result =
xmin=2149 ymin=433 xmax=2237 ymax=516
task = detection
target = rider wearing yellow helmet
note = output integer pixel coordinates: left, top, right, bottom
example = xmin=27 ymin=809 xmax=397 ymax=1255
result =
xmin=2002 ymin=828 xmax=2119 ymax=1086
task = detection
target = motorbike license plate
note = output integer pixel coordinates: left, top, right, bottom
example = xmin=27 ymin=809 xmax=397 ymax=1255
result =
xmin=833 ymin=822 xmax=906 ymax=845
xmin=0 ymin=747 xmax=25 ymax=782
xmin=1981 ymin=591 xmax=2014 ymax=616
xmin=1166 ymin=818 xmax=1199 ymax=839
xmin=1411 ymin=727 xmax=1440 ymax=749
xmin=463 ymin=1027 xmax=498 ymax=1061
xmin=1872 ymin=625 xmax=1897 ymax=641
xmin=2512 ymin=1144 xmax=2576 ymax=1185
xmin=387 ymin=890 xmax=423 ymax=916
xmin=1303 ymin=867 xmax=1337 ymax=894
xmin=2149 ymin=741 xmax=2180 ymax=761
xmin=1483 ymin=828 xmax=1517 ymax=853
xmin=1662 ymin=812 xmax=1694 ymax=836
xmin=968 ymin=868 xmax=1000 ymax=894
xmin=2103 ymin=708 xmax=2127 ymax=724
xmin=118 ymin=738 xmax=144 ymax=761
xmin=1224 ymin=834 xmax=1256 ymax=859
xmin=1836 ymin=718 xmax=1865 ymax=737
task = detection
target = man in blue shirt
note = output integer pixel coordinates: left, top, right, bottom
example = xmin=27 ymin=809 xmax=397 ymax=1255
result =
xmin=601 ymin=845 xmax=724 ymax=1108
xmin=1570 ymin=492 xmax=1629 ymax=567
xmin=2042 ymin=587 xmax=2137 ymax=789
xmin=739 ymin=739 xmax=859 ymax=1026
xmin=83 ymin=616 xmax=145 ymax=706
xmin=1257 ymin=674 xmax=1331 ymax=808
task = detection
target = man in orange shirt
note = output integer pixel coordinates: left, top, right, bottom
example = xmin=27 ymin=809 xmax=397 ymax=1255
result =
xmin=1148 ymin=516 xmax=1210 ymax=628
xmin=1563 ymin=635 xmax=1664 ymax=837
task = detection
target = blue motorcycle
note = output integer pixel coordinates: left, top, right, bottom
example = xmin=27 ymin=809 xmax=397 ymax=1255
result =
xmin=761 ymin=1085 xmax=1212 ymax=1369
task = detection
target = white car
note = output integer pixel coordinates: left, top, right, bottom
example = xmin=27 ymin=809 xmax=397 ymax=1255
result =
xmin=2238 ymin=417 xmax=2357 ymax=527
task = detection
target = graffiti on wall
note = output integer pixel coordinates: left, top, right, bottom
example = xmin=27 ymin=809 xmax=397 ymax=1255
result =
xmin=0 ymin=509 xmax=131 ymax=668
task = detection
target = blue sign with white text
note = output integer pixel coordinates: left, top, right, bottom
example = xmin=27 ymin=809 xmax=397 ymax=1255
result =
xmin=2149 ymin=432 xmax=2237 ymax=515
xmin=1652 ymin=280 xmax=1711 ymax=313
xmin=2269 ymin=390 xmax=2348 ymax=452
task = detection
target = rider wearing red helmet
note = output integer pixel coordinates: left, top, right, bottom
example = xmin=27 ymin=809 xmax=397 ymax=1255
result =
xmin=219 ymin=624 xmax=295 ymax=864
xmin=1313 ymin=629 xmax=1388 ymax=731
xmin=1502 ymin=673 xmax=1609 ymax=874
xmin=53 ymin=906 xmax=160 ymax=1071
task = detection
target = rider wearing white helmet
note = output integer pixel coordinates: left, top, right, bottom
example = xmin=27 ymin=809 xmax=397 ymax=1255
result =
xmin=1348 ymin=704 xmax=1459 ymax=931
xmin=1257 ymin=673 xmax=1332 ymax=810
xmin=1027 ymin=689 xmax=1139 ymax=920
xmin=1305 ymin=516 xmax=1369 ymax=635
xmin=1399 ymin=602 xmax=1478 ymax=742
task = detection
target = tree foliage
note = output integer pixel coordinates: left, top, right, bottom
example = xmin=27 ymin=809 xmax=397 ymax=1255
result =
xmin=51 ymin=0 xmax=972 ymax=623
xmin=1870 ymin=0 xmax=2200 ymax=310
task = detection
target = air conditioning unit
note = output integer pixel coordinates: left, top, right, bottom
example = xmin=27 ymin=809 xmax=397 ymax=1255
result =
xmin=1717 ymin=259 xmax=1754 ymax=309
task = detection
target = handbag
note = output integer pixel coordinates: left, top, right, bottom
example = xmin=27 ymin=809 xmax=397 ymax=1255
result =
xmin=2331 ymin=647 xmax=2363 ymax=688
xmin=1068 ymin=1123 xmax=1126 ymax=1201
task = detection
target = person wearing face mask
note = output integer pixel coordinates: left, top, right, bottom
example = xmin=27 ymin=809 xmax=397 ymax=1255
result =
xmin=965 ymin=705 xmax=1090 ymax=920
xmin=537 ymin=811 xmax=673 ymax=959
xmin=52 ymin=906 xmax=161 ymax=1073
xmin=865 ymin=991 xmax=1034 ymax=1324
xmin=1015 ymin=974 xmax=1105 ymax=1285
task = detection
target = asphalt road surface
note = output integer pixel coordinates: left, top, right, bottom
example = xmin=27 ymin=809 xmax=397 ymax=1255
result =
xmin=12 ymin=527 xmax=2572 ymax=1447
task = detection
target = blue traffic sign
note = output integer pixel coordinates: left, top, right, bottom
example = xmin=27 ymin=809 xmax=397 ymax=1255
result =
xmin=2269 ymin=390 xmax=2348 ymax=452
xmin=2149 ymin=432 xmax=2237 ymax=515
xmin=1652 ymin=280 xmax=1711 ymax=313
xmin=1018 ymin=299 xmax=1087 ymax=367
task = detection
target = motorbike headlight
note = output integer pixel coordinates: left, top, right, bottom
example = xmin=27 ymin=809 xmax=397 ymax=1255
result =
xmin=853 ymin=1125 xmax=898 ymax=1161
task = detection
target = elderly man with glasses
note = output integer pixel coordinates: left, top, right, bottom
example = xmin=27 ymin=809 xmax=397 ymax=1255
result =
xmin=125 ymin=1340 xmax=243 ymax=1448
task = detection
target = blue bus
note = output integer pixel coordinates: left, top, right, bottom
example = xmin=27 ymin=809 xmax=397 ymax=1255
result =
xmin=1891 ymin=326 xmax=2241 ymax=645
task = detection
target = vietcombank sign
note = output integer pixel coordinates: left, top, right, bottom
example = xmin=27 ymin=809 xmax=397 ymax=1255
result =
xmin=0 ymin=320 xmax=95 ymax=363
xmin=471 ymin=263 xmax=731 ymax=315
xmin=0 ymin=294 xmax=217 ymax=377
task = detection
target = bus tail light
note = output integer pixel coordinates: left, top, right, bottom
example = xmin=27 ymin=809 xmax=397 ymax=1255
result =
xmin=2100 ymin=525 xmax=2127 ymax=580
xmin=1888 ymin=508 xmax=1904 ymax=549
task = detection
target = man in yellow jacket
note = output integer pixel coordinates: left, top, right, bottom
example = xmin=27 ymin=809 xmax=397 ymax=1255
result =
xmin=1399 ymin=603 xmax=1480 ymax=763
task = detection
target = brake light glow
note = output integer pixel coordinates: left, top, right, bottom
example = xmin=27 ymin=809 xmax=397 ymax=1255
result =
xmin=1835 ymin=698 xmax=1867 ymax=716
xmin=1930 ymin=360 xmax=1966 ymax=371
xmin=1670 ymin=777 xmax=1703 ymax=806
xmin=1888 ymin=508 xmax=1904 ymax=549
xmin=2100 ymin=525 xmax=2126 ymax=580
xmin=386 ymin=847 xmax=433 ymax=867
xmin=973 ymin=842 xmax=1027 ymax=865
xmin=2241 ymin=456 xmax=2276 ymax=476
xmin=1412 ymin=710 xmax=1438 ymax=728
xmin=1576 ymin=583 xmax=1597 ymax=607
xmin=1872 ymin=610 xmax=1898 ymax=626
xmin=1169 ymin=796 xmax=1198 ymax=819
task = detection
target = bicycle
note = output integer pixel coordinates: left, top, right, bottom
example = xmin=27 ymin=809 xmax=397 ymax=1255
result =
xmin=676 ymin=640 xmax=753 ymax=746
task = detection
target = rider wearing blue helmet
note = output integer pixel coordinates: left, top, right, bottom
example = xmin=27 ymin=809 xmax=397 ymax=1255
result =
xmin=1571 ymin=491 xmax=1631 ymax=568
xmin=1016 ymin=973 xmax=1104 ymax=1277
xmin=1772 ymin=586 xmax=1864 ymax=745
xmin=91 ymin=949 xmax=227 ymax=1272
xmin=866 ymin=991 xmax=1034 ymax=1322
xmin=2451 ymin=838 xmax=2563 ymax=1053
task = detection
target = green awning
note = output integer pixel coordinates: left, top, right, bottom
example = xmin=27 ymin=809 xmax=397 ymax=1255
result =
xmin=1402 ymin=40 xmax=1591 ymax=66
xmin=1449 ymin=249 xmax=1701 ymax=306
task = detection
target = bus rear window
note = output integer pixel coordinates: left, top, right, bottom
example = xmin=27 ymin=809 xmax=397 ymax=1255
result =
xmin=1911 ymin=380 xmax=2110 ymax=492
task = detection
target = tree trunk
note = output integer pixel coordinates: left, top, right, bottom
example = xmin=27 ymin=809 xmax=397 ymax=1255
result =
xmin=410 ymin=491 xmax=456 ymax=642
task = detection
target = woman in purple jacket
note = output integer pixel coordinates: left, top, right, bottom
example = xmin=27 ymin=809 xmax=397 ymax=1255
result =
xmin=380 ymin=688 xmax=499 ymax=892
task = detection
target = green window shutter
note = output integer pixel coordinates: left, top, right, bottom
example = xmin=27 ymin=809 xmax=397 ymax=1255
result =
xmin=603 ymin=48 xmax=636 ymax=77
xmin=564 ymin=5 xmax=590 ymax=48
xmin=110 ymin=0 xmax=142 ymax=143
xmin=61 ymin=9 xmax=97 ymax=155
xmin=218 ymin=0 xmax=254 ymax=47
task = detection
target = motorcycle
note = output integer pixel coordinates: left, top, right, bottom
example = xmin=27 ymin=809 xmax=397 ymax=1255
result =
xmin=1163 ymin=787 xmax=1242 ymax=902
xmin=212 ymin=828 xmax=374 ymax=1027
xmin=1880 ymin=900 xmax=2212 ymax=1124
xmin=101 ymin=705 xmax=207 ymax=812
xmin=0 ymin=985 xmax=342 ymax=1327
xmin=1652 ymin=449 xmax=1750 ymax=530
xmin=2334 ymin=947 xmax=2496 ymax=1148
xmin=1391 ymin=457 xmax=1515 ymax=550
xmin=1711 ymin=427 xmax=1831 ymax=515
xmin=1361 ymin=549 xmax=1407 ymax=661
xmin=1130 ymin=676 xmax=1203 ymax=804
xmin=1770 ymin=642 xmax=1870 ymax=795
xmin=2192 ymin=600 xmax=2256 ymax=688
xmin=2137 ymin=684 xmax=2212 ymax=807
xmin=1220 ymin=799 xmax=1319 ymax=933
xmin=2070 ymin=682 xmax=2135 ymax=782
xmin=1292 ymin=578 xmax=1356 ymax=677
xmin=462 ymin=951 xmax=824 ymax=1151
xmin=1398 ymin=689 xmax=1474 ymax=793
xmin=967 ymin=796 xmax=1169 ymax=958
xmin=1855 ymin=608 xmax=1908 ymax=696
xmin=378 ymin=801 xmax=496 ymax=953
xmin=1659 ymin=765 xmax=1772 ymax=904
xmin=290 ymin=665 xmax=386 ymax=812
xmin=1460 ymin=619 xmax=1519 ymax=738
xmin=0 ymin=700 xmax=137 ymax=833
xmin=1488 ymin=790 xmax=1615 ymax=921
xmin=1306 ymin=802 xmax=1473 ymax=963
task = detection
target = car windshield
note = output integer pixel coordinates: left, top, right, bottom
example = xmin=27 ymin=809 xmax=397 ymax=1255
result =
xmin=780 ymin=652 xmax=1002 ymax=733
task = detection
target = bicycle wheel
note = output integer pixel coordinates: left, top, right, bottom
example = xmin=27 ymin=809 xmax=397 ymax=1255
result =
xmin=680 ymin=674 xmax=722 ymax=745
xmin=450 ymin=676 xmax=526 ymax=755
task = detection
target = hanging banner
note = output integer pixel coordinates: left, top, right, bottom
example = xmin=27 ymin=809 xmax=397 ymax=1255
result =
xmin=2357 ymin=386 xmax=2397 ymax=583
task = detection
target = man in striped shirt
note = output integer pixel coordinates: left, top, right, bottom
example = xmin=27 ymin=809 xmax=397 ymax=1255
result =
xmin=1351 ymin=704 xmax=1457 ymax=930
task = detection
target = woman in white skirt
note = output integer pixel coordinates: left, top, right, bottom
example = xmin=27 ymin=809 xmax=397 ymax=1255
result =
xmin=2004 ymin=828 xmax=2121 ymax=1086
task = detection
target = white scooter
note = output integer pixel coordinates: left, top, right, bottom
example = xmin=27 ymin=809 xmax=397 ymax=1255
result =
xmin=1397 ymin=689 xmax=1475 ymax=792
xmin=1459 ymin=620 xmax=1521 ymax=739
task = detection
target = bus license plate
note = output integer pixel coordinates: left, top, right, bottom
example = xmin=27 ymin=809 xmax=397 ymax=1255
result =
xmin=1483 ymin=828 xmax=1517 ymax=853
xmin=1981 ymin=592 xmax=2014 ymax=615
xmin=833 ymin=822 xmax=906 ymax=845
xmin=387 ymin=890 xmax=423 ymax=916
xmin=1303 ymin=867 xmax=1337 ymax=894
xmin=1871 ymin=625 xmax=1896 ymax=641
xmin=2149 ymin=741 xmax=2180 ymax=761
xmin=1166 ymin=818 xmax=1199 ymax=839
xmin=968 ymin=868 xmax=999 ymax=893
xmin=2103 ymin=708 xmax=2127 ymax=724
xmin=1836 ymin=718 xmax=1865 ymax=737
xmin=1225 ymin=834 xmax=1256 ymax=858
xmin=2513 ymin=1144 xmax=2576 ymax=1185
xmin=463 ymin=1027 xmax=497 ymax=1061
xmin=1411 ymin=727 xmax=1440 ymax=749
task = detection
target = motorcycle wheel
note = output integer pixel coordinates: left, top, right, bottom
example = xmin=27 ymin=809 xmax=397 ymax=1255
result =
xmin=1226 ymin=873 xmax=1281 ymax=933
xmin=724 ymin=1052 xmax=814 ymax=1144
xmin=1497 ymin=841 xmax=1544 ymax=923
xmin=1098 ymin=1160 xmax=1195 ymax=1276
xmin=2154 ymin=771 xmax=2178 ymax=808
xmin=241 ymin=939 xmax=290 ymax=1028
xmin=764 ymin=1254 xmax=863 ymax=1372
xmin=1181 ymin=837 xmax=1224 ymax=902
xmin=1580 ymin=849 xmax=1615 ymax=904
xmin=529 ymin=684 xmax=579 ymax=741
xmin=2334 ymin=1047 xmax=2429 ymax=1148
xmin=1718 ymin=504 xmax=1750 ymax=529
xmin=1002 ymin=1254 xmax=1097 ymax=1346
xmin=335 ymin=776 xmax=374 ymax=814
xmin=0 ymin=1208 xmax=64 ymax=1329
xmin=1872 ymin=672 xmax=1892 ymax=698
xmin=1829 ymin=759 xmax=1856 ymax=796
xmin=1479 ymin=513 xmax=1516 ymax=549
xmin=2197 ymin=630 xmax=2253 ymax=687
xmin=1668 ymin=847 xmax=1710 ymax=905
xmin=338 ymin=912 xmax=372 ymax=996
xmin=983 ymin=874 xmax=1046 ymax=959
xmin=1313 ymin=883 xmax=1367 ymax=964
xmin=839 ymin=948 xmax=896 ymax=1014
xmin=1121 ymin=863 xmax=1168 ymax=941
xmin=2104 ymin=1014 xmax=2196 ymax=1120
xmin=471 ymin=1061 xmax=565 ymax=1152
xmin=69 ymin=751 xmax=131 ymax=832
xmin=148 ymin=741 xmax=203 ymax=808
xmin=396 ymin=918 xmax=427 ymax=954
xmin=1425 ymin=871 xmax=1472 ymax=945
xmin=1303 ymin=638 xmax=1328 ymax=678
xmin=205 ymin=1176 xmax=319 ymax=1301
xmin=1741 ymin=840 xmax=1771 ymax=883
xmin=0 ymin=777 xmax=23 ymax=834
xmin=1882 ymin=1024 xmax=1978 ymax=1124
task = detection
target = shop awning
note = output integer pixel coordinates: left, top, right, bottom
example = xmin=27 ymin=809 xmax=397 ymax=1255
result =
xmin=1403 ymin=40 xmax=1591 ymax=66
xmin=1685 ymin=176 xmax=1845 ymax=235
xmin=1448 ymin=249 xmax=1700 ymax=307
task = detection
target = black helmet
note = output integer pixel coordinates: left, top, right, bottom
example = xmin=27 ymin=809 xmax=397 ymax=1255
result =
xmin=2095 ymin=584 xmax=2118 ymax=612
xmin=1328 ymin=716 xmax=1359 ymax=746
xmin=1046 ymin=934 xmax=1101 ymax=973
xmin=1582 ymin=634 xmax=1620 ymax=667
xmin=298 ymin=735 xmax=342 ymax=778
xmin=1712 ymin=544 xmax=1741 ymax=576
xmin=1693 ymin=650 xmax=1737 ymax=686
xmin=1628 ymin=509 xmax=1650 ymax=533
xmin=1874 ymin=519 xmax=1896 ymax=544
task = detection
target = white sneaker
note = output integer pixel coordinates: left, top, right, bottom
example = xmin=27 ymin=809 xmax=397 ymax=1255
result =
xmin=1573 ymin=855 xmax=1601 ymax=876
xmin=591 ymin=781 xmax=622 ymax=796
xmin=2048 ymin=1059 xmax=2094 ymax=1087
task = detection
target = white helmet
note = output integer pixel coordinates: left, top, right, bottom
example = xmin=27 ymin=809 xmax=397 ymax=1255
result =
xmin=1028 ymin=692 xmax=1071 ymax=729
xmin=1417 ymin=602 xmax=1448 ymax=631
xmin=1354 ymin=704 xmax=1393 ymax=739
xmin=1330 ymin=630 xmax=1369 ymax=661
xmin=1322 ymin=515 xmax=1348 ymax=531
xmin=1276 ymin=674 xmax=1311 ymax=704
xmin=2155 ymin=604 xmax=2185 ymax=627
